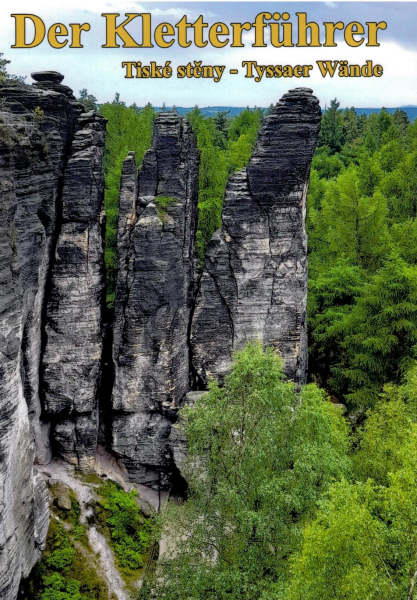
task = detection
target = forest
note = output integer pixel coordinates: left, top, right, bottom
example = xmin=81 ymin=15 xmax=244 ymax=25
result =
xmin=77 ymin=90 xmax=417 ymax=599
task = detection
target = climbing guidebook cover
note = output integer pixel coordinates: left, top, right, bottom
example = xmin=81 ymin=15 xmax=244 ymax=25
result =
xmin=2 ymin=1 xmax=417 ymax=599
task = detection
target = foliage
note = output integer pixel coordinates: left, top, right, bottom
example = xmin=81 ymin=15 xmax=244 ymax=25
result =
xmin=338 ymin=253 xmax=417 ymax=406
xmin=284 ymin=375 xmax=417 ymax=600
xmin=96 ymin=481 xmax=152 ymax=572
xmin=99 ymin=102 xmax=262 ymax=303
xmin=133 ymin=101 xmax=417 ymax=599
xmin=33 ymin=106 xmax=45 ymax=123
xmin=77 ymin=89 xmax=98 ymax=112
xmin=308 ymin=99 xmax=417 ymax=408
xmin=154 ymin=195 xmax=176 ymax=218
xmin=142 ymin=343 xmax=350 ymax=599
xmin=19 ymin=502 xmax=108 ymax=600
xmin=0 ymin=52 xmax=25 ymax=84
xmin=308 ymin=258 xmax=365 ymax=390
xmin=99 ymin=96 xmax=155 ymax=306
xmin=318 ymin=98 xmax=345 ymax=153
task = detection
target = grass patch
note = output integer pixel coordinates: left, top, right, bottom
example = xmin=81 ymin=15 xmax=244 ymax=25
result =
xmin=154 ymin=196 xmax=177 ymax=220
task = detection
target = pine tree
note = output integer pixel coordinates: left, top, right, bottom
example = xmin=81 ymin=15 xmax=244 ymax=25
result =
xmin=393 ymin=108 xmax=410 ymax=137
xmin=339 ymin=253 xmax=417 ymax=406
xmin=77 ymin=89 xmax=98 ymax=112
xmin=318 ymin=98 xmax=345 ymax=153
xmin=0 ymin=53 xmax=25 ymax=84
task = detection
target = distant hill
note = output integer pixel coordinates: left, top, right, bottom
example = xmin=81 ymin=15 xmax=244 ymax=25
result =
xmin=155 ymin=106 xmax=254 ymax=117
xmin=154 ymin=106 xmax=417 ymax=121
xmin=353 ymin=106 xmax=417 ymax=121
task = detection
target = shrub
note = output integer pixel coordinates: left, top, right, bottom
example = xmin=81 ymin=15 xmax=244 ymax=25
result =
xmin=97 ymin=481 xmax=152 ymax=573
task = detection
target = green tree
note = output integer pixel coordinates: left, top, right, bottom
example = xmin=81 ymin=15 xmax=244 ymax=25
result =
xmin=312 ymin=166 xmax=388 ymax=271
xmin=311 ymin=146 xmax=345 ymax=179
xmin=227 ymin=108 xmax=263 ymax=174
xmin=187 ymin=107 xmax=262 ymax=262
xmin=227 ymin=107 xmax=263 ymax=142
xmin=193 ymin=117 xmax=229 ymax=261
xmin=364 ymin=109 xmax=394 ymax=151
xmin=0 ymin=53 xmax=25 ymax=84
xmin=285 ymin=380 xmax=417 ymax=600
xmin=307 ymin=101 xmax=417 ymax=407
xmin=319 ymin=98 xmax=345 ymax=153
xmin=308 ymin=259 xmax=365 ymax=392
xmin=343 ymin=107 xmax=362 ymax=145
xmin=77 ymin=88 xmax=98 ymax=112
xmin=381 ymin=150 xmax=417 ymax=221
xmin=143 ymin=344 xmax=350 ymax=599
xmin=339 ymin=253 xmax=417 ymax=406
xmin=264 ymin=103 xmax=274 ymax=116
xmin=213 ymin=110 xmax=230 ymax=139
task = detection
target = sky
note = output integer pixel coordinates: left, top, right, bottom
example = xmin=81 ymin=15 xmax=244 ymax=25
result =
xmin=1 ymin=1 xmax=417 ymax=108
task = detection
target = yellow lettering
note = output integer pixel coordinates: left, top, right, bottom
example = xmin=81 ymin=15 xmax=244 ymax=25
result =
xmin=11 ymin=14 xmax=46 ymax=48
xmin=102 ymin=13 xmax=141 ymax=48
xmin=47 ymin=23 xmax=68 ymax=49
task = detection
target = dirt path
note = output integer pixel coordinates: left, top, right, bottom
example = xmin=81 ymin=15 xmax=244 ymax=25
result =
xmin=88 ymin=526 xmax=130 ymax=600
xmin=38 ymin=446 xmax=173 ymax=598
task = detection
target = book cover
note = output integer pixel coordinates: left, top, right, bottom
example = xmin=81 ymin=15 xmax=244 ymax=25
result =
xmin=1 ymin=2 xmax=417 ymax=599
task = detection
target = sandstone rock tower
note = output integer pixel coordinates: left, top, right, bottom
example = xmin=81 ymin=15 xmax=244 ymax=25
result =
xmin=110 ymin=89 xmax=321 ymax=488
xmin=111 ymin=113 xmax=199 ymax=488
xmin=0 ymin=72 xmax=106 ymax=599
xmin=191 ymin=88 xmax=322 ymax=386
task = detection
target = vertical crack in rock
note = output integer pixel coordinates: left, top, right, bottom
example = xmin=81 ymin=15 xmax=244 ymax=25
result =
xmin=41 ymin=109 xmax=107 ymax=471
xmin=190 ymin=88 xmax=321 ymax=387
xmin=0 ymin=72 xmax=91 ymax=599
xmin=111 ymin=113 xmax=199 ymax=489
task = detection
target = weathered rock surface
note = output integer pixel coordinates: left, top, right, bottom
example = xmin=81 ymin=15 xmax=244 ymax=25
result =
xmin=0 ymin=72 xmax=105 ymax=599
xmin=111 ymin=113 xmax=199 ymax=488
xmin=42 ymin=109 xmax=106 ymax=471
xmin=169 ymin=391 xmax=206 ymax=476
xmin=191 ymin=88 xmax=321 ymax=386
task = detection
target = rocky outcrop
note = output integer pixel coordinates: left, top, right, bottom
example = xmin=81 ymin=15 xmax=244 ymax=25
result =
xmin=190 ymin=89 xmax=321 ymax=387
xmin=41 ymin=110 xmax=106 ymax=471
xmin=111 ymin=113 xmax=199 ymax=488
xmin=0 ymin=72 xmax=105 ymax=599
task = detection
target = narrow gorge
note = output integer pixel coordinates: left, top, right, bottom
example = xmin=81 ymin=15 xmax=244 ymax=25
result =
xmin=0 ymin=72 xmax=321 ymax=599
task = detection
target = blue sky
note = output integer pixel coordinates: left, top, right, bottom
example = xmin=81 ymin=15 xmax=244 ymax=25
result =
xmin=2 ymin=1 xmax=417 ymax=108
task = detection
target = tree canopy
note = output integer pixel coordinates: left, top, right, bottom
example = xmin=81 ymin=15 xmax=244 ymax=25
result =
xmin=308 ymin=100 xmax=417 ymax=407
xmin=141 ymin=343 xmax=350 ymax=599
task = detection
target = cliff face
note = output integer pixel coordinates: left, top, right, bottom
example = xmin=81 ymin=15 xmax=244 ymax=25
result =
xmin=111 ymin=113 xmax=199 ymax=488
xmin=0 ymin=73 xmax=105 ymax=599
xmin=190 ymin=88 xmax=322 ymax=387
xmin=41 ymin=110 xmax=106 ymax=471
